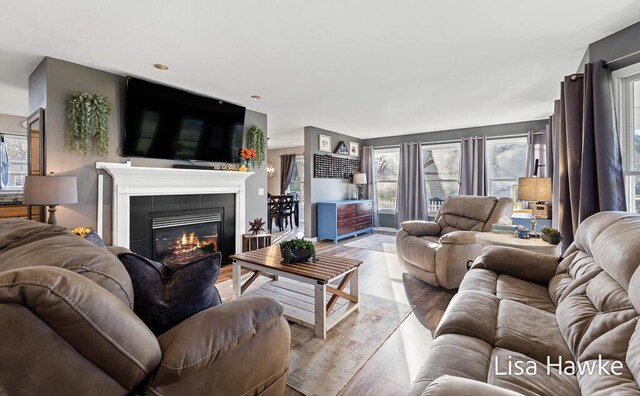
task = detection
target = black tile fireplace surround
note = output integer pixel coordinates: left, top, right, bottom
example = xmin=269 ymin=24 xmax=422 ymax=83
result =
xmin=129 ymin=194 xmax=236 ymax=264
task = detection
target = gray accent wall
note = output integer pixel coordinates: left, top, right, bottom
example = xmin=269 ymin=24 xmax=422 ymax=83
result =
xmin=589 ymin=21 xmax=640 ymax=70
xmin=303 ymin=126 xmax=362 ymax=237
xmin=577 ymin=20 xmax=640 ymax=72
xmin=362 ymin=118 xmax=549 ymax=229
xmin=361 ymin=119 xmax=548 ymax=147
xmin=28 ymin=57 xmax=267 ymax=245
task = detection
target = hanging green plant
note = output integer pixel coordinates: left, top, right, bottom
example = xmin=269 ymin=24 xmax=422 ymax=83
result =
xmin=246 ymin=125 xmax=266 ymax=167
xmin=67 ymin=92 xmax=111 ymax=157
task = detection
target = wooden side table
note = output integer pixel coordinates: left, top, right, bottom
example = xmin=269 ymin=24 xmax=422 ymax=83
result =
xmin=475 ymin=232 xmax=561 ymax=256
xmin=242 ymin=233 xmax=272 ymax=252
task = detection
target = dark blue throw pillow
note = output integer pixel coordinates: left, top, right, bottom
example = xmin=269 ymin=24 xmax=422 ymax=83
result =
xmin=117 ymin=252 xmax=222 ymax=335
xmin=84 ymin=230 xmax=106 ymax=248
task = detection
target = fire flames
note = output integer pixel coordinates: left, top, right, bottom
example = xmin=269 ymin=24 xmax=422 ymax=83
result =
xmin=175 ymin=231 xmax=214 ymax=253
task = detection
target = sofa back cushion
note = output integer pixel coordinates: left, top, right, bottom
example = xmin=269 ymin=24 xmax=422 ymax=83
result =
xmin=550 ymin=212 xmax=640 ymax=391
xmin=436 ymin=196 xmax=512 ymax=234
xmin=0 ymin=219 xmax=134 ymax=308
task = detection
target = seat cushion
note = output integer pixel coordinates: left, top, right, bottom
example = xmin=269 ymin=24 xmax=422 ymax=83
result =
xmin=488 ymin=348 xmax=580 ymax=396
xmin=497 ymin=275 xmax=556 ymax=313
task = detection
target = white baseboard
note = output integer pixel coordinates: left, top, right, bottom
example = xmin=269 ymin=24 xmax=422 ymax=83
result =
xmin=374 ymin=227 xmax=398 ymax=233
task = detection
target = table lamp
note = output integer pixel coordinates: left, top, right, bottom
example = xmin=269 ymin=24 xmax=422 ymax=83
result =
xmin=517 ymin=177 xmax=551 ymax=238
xmin=23 ymin=175 xmax=78 ymax=225
xmin=352 ymin=173 xmax=367 ymax=200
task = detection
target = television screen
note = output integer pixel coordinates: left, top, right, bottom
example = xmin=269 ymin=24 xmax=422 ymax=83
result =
xmin=123 ymin=77 xmax=246 ymax=163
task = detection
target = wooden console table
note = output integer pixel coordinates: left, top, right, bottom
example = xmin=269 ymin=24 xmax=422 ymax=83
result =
xmin=241 ymin=233 xmax=272 ymax=252
xmin=230 ymin=245 xmax=362 ymax=338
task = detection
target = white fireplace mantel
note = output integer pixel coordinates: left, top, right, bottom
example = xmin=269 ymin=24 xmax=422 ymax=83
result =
xmin=96 ymin=161 xmax=253 ymax=252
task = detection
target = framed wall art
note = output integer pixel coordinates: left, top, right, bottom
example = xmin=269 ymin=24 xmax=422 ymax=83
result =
xmin=319 ymin=134 xmax=331 ymax=152
xmin=349 ymin=141 xmax=359 ymax=157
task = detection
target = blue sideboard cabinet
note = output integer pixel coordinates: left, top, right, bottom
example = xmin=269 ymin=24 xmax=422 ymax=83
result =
xmin=317 ymin=200 xmax=374 ymax=244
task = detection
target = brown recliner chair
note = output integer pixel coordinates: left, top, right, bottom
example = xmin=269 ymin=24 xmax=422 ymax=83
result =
xmin=396 ymin=195 xmax=513 ymax=289
xmin=0 ymin=219 xmax=291 ymax=396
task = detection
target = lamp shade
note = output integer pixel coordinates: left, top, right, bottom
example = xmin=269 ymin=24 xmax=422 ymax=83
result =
xmin=23 ymin=176 xmax=78 ymax=205
xmin=352 ymin=173 xmax=367 ymax=185
xmin=517 ymin=177 xmax=551 ymax=202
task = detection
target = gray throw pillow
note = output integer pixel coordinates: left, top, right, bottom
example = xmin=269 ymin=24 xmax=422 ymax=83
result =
xmin=118 ymin=252 xmax=222 ymax=335
xmin=84 ymin=230 xmax=106 ymax=248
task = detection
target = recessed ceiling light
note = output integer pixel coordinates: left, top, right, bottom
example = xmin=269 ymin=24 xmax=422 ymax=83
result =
xmin=250 ymin=95 xmax=261 ymax=100
xmin=154 ymin=63 xmax=169 ymax=71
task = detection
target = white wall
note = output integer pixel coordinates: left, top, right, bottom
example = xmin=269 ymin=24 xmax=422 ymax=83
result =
xmin=0 ymin=113 xmax=26 ymax=135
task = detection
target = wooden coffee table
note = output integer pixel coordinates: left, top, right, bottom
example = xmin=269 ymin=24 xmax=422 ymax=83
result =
xmin=230 ymin=245 xmax=362 ymax=339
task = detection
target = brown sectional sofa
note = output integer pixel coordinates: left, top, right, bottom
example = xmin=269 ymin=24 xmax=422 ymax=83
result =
xmin=0 ymin=218 xmax=291 ymax=396
xmin=410 ymin=211 xmax=640 ymax=395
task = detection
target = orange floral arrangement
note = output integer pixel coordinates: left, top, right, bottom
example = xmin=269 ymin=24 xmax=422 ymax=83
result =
xmin=240 ymin=147 xmax=257 ymax=160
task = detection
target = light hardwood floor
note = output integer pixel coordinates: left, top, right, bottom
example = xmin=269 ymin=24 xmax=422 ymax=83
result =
xmin=218 ymin=230 xmax=455 ymax=396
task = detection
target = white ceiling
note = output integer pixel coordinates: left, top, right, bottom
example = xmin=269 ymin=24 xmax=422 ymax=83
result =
xmin=1 ymin=1 xmax=640 ymax=148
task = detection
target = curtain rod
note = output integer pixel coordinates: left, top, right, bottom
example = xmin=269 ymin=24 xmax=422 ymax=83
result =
xmin=371 ymin=131 xmax=544 ymax=150
xmin=604 ymin=48 xmax=640 ymax=66
xmin=0 ymin=132 xmax=26 ymax=137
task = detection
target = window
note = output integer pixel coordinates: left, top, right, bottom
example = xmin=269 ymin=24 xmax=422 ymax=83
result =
xmin=486 ymin=137 xmax=527 ymax=199
xmin=612 ymin=65 xmax=640 ymax=213
xmin=374 ymin=147 xmax=399 ymax=212
xmin=0 ymin=134 xmax=28 ymax=190
xmin=422 ymin=142 xmax=460 ymax=214
xmin=286 ymin=155 xmax=305 ymax=220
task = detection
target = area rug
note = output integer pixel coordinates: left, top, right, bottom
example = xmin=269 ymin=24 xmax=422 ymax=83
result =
xmin=345 ymin=233 xmax=397 ymax=254
xmin=287 ymin=293 xmax=412 ymax=395
xmin=216 ymin=276 xmax=412 ymax=395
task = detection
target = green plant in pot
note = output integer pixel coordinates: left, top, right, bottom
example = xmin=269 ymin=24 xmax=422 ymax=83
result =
xmin=280 ymin=238 xmax=317 ymax=263
xmin=540 ymin=227 xmax=562 ymax=245
xmin=67 ymin=92 xmax=111 ymax=157
xmin=246 ymin=125 xmax=266 ymax=168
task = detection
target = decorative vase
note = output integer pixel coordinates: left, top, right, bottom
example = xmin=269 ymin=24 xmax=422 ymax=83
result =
xmin=541 ymin=232 xmax=562 ymax=245
xmin=247 ymin=159 xmax=253 ymax=172
xmin=288 ymin=249 xmax=313 ymax=263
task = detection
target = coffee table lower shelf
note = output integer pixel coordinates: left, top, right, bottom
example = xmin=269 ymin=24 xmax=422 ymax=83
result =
xmin=245 ymin=280 xmax=360 ymax=336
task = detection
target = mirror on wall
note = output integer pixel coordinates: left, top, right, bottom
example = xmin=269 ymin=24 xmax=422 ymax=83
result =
xmin=26 ymin=108 xmax=45 ymax=222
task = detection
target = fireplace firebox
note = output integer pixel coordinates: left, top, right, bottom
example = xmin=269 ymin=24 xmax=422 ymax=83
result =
xmin=129 ymin=194 xmax=236 ymax=264
xmin=151 ymin=211 xmax=222 ymax=265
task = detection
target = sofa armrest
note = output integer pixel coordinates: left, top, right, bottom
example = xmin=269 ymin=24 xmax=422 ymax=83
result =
xmin=400 ymin=221 xmax=441 ymax=237
xmin=149 ymin=296 xmax=291 ymax=395
xmin=471 ymin=245 xmax=561 ymax=285
xmin=0 ymin=266 xmax=161 ymax=390
xmin=439 ymin=231 xmax=478 ymax=245
xmin=422 ymin=375 xmax=521 ymax=396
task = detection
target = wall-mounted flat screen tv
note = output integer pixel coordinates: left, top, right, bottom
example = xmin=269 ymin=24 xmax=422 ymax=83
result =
xmin=123 ymin=77 xmax=245 ymax=163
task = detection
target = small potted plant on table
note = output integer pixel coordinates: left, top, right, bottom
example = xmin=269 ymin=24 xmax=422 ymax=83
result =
xmin=540 ymin=227 xmax=562 ymax=245
xmin=280 ymin=238 xmax=317 ymax=263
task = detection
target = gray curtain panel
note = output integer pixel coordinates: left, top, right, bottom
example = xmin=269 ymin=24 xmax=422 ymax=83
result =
xmin=545 ymin=120 xmax=554 ymax=181
xmin=552 ymin=60 xmax=626 ymax=249
xmin=280 ymin=154 xmax=296 ymax=194
xmin=396 ymin=142 xmax=428 ymax=226
xmin=361 ymin=146 xmax=380 ymax=227
xmin=525 ymin=130 xmax=551 ymax=177
xmin=459 ymin=136 xmax=487 ymax=196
